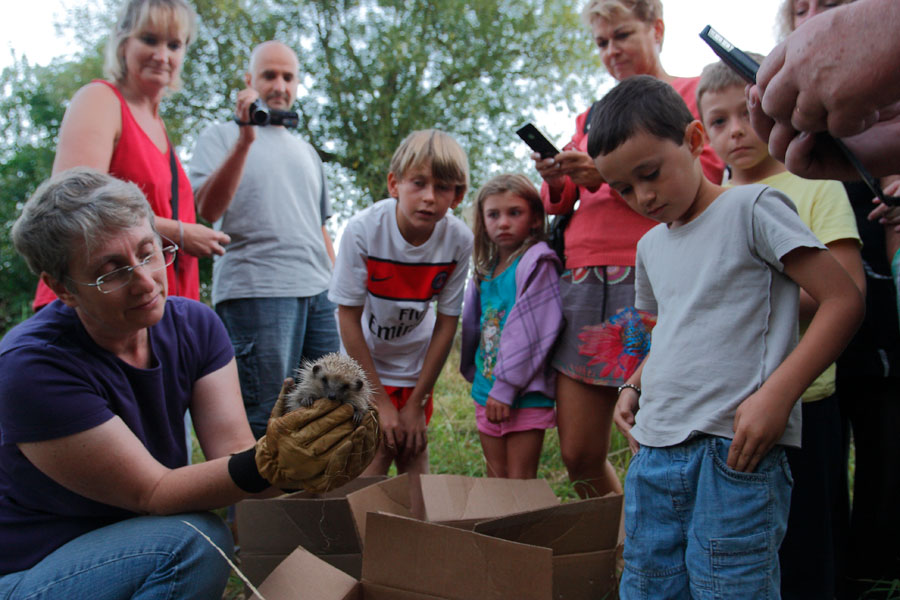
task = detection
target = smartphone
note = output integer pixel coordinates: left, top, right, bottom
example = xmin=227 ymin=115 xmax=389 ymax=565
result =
xmin=516 ymin=123 xmax=560 ymax=159
xmin=699 ymin=25 xmax=760 ymax=84
xmin=700 ymin=24 xmax=900 ymax=207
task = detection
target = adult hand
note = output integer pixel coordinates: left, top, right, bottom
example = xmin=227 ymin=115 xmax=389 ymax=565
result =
xmin=612 ymin=388 xmax=640 ymax=455
xmin=867 ymin=177 xmax=900 ymax=228
xmin=750 ymin=87 xmax=900 ymax=180
xmin=255 ymin=378 xmax=359 ymax=487
xmin=485 ymin=397 xmax=510 ymax=423
xmin=555 ymin=150 xmax=606 ymax=191
xmin=727 ymin=388 xmax=793 ymax=473
xmin=756 ymin=1 xmax=900 ymax=139
xmin=749 ymin=0 xmax=900 ymax=178
xmin=181 ymin=222 xmax=231 ymax=257
xmin=233 ymin=87 xmax=259 ymax=147
xmin=531 ymin=152 xmax=568 ymax=191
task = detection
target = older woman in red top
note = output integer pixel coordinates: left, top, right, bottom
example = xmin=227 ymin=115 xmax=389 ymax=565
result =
xmin=32 ymin=0 xmax=229 ymax=309
xmin=531 ymin=0 xmax=723 ymax=498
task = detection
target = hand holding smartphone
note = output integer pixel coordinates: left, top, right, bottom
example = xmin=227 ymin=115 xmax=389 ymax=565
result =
xmin=516 ymin=123 xmax=560 ymax=159
xmin=700 ymin=24 xmax=900 ymax=206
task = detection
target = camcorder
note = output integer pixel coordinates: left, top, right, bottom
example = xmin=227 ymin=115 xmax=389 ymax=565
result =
xmin=246 ymin=99 xmax=299 ymax=128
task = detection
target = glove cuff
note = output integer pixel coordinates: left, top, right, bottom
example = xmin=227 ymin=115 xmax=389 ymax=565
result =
xmin=228 ymin=447 xmax=271 ymax=493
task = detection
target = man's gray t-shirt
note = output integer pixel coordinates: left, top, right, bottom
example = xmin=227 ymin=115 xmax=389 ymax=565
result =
xmin=189 ymin=123 xmax=333 ymax=305
xmin=633 ymin=184 xmax=826 ymax=449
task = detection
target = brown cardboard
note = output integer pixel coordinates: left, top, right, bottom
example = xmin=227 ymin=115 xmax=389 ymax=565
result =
xmin=346 ymin=474 xmax=560 ymax=547
xmin=236 ymin=476 xmax=386 ymax=585
xmin=251 ymin=513 xmax=554 ymax=600
xmin=553 ymin=549 xmax=618 ymax=599
xmin=248 ymin=480 xmax=622 ymax=600
xmin=473 ymin=494 xmax=624 ymax=600
xmin=362 ymin=512 xmax=553 ymax=599
xmin=472 ymin=494 xmax=622 ymax=553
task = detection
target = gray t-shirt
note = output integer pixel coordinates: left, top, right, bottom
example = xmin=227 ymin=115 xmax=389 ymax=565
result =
xmin=189 ymin=122 xmax=333 ymax=305
xmin=633 ymin=184 xmax=826 ymax=448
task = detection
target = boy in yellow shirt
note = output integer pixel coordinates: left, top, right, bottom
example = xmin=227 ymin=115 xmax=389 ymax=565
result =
xmin=697 ymin=58 xmax=865 ymax=600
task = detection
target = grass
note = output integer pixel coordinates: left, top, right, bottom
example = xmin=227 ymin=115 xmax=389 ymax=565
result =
xmin=426 ymin=338 xmax=631 ymax=500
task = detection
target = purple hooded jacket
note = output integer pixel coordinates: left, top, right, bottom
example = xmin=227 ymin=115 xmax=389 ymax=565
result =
xmin=460 ymin=241 xmax=563 ymax=405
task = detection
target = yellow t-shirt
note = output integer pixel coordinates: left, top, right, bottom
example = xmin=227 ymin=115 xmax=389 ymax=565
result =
xmin=758 ymin=171 xmax=861 ymax=402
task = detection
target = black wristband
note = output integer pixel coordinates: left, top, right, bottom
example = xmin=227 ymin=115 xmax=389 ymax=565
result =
xmin=228 ymin=447 xmax=271 ymax=493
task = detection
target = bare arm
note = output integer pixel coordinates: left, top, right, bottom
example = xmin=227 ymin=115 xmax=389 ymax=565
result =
xmin=52 ymin=82 xmax=122 ymax=174
xmin=799 ymin=238 xmax=865 ymax=319
xmin=18 ymin=359 xmax=277 ymax=516
xmin=614 ymin=357 xmax=647 ymax=455
xmin=727 ymin=246 xmax=864 ymax=472
xmin=399 ymin=312 xmax=459 ymax=457
xmin=194 ymin=88 xmax=260 ymax=223
xmin=322 ymin=225 xmax=336 ymax=266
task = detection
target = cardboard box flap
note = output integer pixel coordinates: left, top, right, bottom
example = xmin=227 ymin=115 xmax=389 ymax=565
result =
xmin=419 ymin=474 xmax=559 ymax=523
xmin=237 ymin=477 xmax=386 ymax=555
xmin=362 ymin=512 xmax=554 ymax=600
xmin=250 ymin=546 xmax=358 ymax=600
xmin=346 ymin=474 xmax=414 ymax=545
xmin=472 ymin=493 xmax=623 ymax=554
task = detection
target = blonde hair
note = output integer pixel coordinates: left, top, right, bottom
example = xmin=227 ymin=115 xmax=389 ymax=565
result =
xmin=696 ymin=52 xmax=766 ymax=119
xmin=104 ymin=0 xmax=197 ymax=90
xmin=471 ymin=174 xmax=546 ymax=280
xmin=581 ymin=0 xmax=663 ymax=27
xmin=388 ymin=129 xmax=469 ymax=196
xmin=776 ymin=0 xmax=855 ymax=40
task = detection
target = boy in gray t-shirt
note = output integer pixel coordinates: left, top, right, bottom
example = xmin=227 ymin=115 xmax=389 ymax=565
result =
xmin=586 ymin=76 xmax=864 ymax=598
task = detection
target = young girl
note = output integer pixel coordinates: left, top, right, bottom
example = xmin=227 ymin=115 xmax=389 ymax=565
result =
xmin=460 ymin=174 xmax=563 ymax=479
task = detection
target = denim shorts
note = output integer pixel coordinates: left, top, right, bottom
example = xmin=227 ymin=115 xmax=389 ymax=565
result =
xmin=620 ymin=436 xmax=792 ymax=599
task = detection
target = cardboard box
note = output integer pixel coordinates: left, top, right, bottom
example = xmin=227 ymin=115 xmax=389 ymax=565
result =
xmin=249 ymin=476 xmax=624 ymax=600
xmin=473 ymin=494 xmax=623 ymax=599
xmin=236 ymin=476 xmax=387 ymax=585
xmin=251 ymin=512 xmax=555 ymax=600
xmin=345 ymin=473 xmax=560 ymax=546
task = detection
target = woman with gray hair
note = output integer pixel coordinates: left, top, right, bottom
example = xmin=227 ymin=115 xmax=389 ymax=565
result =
xmin=31 ymin=0 xmax=229 ymax=310
xmin=0 ymin=168 xmax=377 ymax=598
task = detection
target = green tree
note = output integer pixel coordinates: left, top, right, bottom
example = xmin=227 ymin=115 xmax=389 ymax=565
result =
xmin=183 ymin=0 xmax=604 ymax=213
xmin=1 ymin=0 xmax=603 ymax=331
xmin=0 ymin=51 xmax=105 ymax=333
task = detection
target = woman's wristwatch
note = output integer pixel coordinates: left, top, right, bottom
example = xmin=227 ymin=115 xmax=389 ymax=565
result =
xmin=617 ymin=383 xmax=641 ymax=397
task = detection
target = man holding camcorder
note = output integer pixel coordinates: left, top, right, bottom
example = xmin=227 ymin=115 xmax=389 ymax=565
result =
xmin=190 ymin=40 xmax=340 ymax=439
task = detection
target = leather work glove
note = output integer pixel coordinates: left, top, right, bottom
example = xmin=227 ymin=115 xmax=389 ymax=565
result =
xmin=254 ymin=378 xmax=379 ymax=491
xmin=300 ymin=405 xmax=380 ymax=493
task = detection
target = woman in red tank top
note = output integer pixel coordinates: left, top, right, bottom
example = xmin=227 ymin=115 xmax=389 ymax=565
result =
xmin=32 ymin=0 xmax=230 ymax=309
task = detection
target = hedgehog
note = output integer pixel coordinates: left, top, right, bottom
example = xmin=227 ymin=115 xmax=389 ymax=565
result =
xmin=284 ymin=353 xmax=373 ymax=424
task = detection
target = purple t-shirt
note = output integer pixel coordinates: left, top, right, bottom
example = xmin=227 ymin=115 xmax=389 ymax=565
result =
xmin=0 ymin=297 xmax=233 ymax=574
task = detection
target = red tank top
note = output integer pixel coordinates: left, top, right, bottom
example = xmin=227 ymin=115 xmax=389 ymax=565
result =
xmin=33 ymin=80 xmax=199 ymax=309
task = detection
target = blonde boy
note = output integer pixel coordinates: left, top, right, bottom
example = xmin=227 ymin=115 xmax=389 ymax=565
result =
xmin=328 ymin=130 xmax=473 ymax=508
xmin=697 ymin=58 xmax=865 ymax=599
xmin=587 ymin=75 xmax=863 ymax=597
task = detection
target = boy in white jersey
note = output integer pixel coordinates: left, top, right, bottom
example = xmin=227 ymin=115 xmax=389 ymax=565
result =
xmin=329 ymin=130 xmax=473 ymax=512
xmin=586 ymin=76 xmax=863 ymax=597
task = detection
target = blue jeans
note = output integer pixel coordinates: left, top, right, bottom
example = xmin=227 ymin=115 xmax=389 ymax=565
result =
xmin=0 ymin=513 xmax=232 ymax=599
xmin=216 ymin=293 xmax=340 ymax=438
xmin=620 ymin=436 xmax=792 ymax=599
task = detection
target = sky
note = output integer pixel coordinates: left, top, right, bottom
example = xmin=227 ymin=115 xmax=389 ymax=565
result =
xmin=1 ymin=0 xmax=785 ymax=141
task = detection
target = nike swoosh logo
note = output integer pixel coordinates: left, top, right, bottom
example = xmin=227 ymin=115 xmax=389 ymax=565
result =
xmin=370 ymin=275 xmax=391 ymax=282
